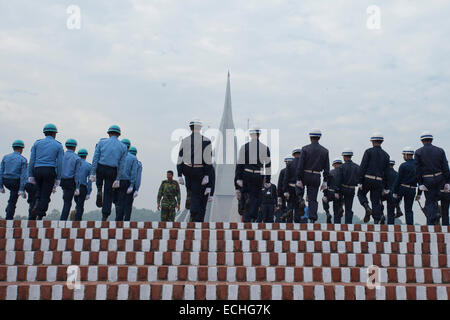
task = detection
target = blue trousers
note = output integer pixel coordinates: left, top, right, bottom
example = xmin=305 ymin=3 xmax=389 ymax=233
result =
xmin=259 ymin=203 xmax=274 ymax=223
xmin=440 ymin=192 xmax=450 ymax=226
xmin=60 ymin=178 xmax=76 ymax=221
xmin=423 ymin=176 xmax=445 ymax=225
xmin=34 ymin=167 xmax=57 ymax=219
xmin=397 ymin=186 xmax=415 ymax=225
xmin=3 ymin=178 xmax=20 ymax=220
xmin=24 ymin=182 xmax=38 ymax=220
xmin=184 ymin=166 xmax=208 ymax=222
xmin=357 ymin=178 xmax=383 ymax=222
xmin=242 ymin=171 xmax=263 ymax=223
xmin=115 ymin=180 xmax=131 ymax=221
xmin=96 ymin=164 xmax=118 ymax=218
xmin=74 ymin=185 xmax=88 ymax=221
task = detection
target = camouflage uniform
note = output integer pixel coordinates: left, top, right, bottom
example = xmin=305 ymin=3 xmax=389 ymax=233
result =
xmin=157 ymin=179 xmax=181 ymax=222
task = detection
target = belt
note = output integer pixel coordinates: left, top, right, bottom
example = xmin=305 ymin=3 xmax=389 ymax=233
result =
xmin=342 ymin=184 xmax=355 ymax=189
xmin=305 ymin=170 xmax=321 ymax=174
xmin=423 ymin=172 xmax=442 ymax=178
xmin=185 ymin=164 xmax=204 ymax=168
xmin=328 ymin=188 xmax=335 ymax=192
xmin=244 ymin=168 xmax=261 ymax=174
xmin=401 ymin=184 xmax=416 ymax=189
xmin=365 ymin=174 xmax=382 ymax=181
xmin=288 ymin=183 xmax=296 ymax=187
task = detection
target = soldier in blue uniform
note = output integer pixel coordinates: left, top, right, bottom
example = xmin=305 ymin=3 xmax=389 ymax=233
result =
xmin=334 ymin=149 xmax=360 ymax=224
xmin=357 ymin=133 xmax=391 ymax=224
xmin=259 ymin=177 xmax=277 ymax=223
xmin=296 ymin=129 xmax=330 ymax=223
xmin=90 ymin=125 xmax=128 ymax=221
xmin=59 ymin=139 xmax=81 ymax=221
xmin=322 ymin=158 xmax=343 ymax=224
xmin=116 ymin=146 xmax=139 ymax=221
xmin=24 ymin=174 xmax=38 ymax=220
xmin=28 ymin=124 xmax=64 ymax=220
xmin=235 ymin=126 xmax=271 ymax=223
xmin=112 ymin=138 xmax=131 ymax=210
xmin=380 ymin=160 xmax=400 ymax=225
xmin=134 ymin=160 xmax=142 ymax=200
xmin=0 ymin=140 xmax=28 ymax=219
xmin=276 ymin=154 xmax=293 ymax=222
xmin=283 ymin=149 xmax=305 ymax=222
xmin=73 ymin=149 xmax=92 ymax=221
xmin=414 ymin=131 xmax=450 ymax=225
xmin=392 ymin=147 xmax=417 ymax=225
xmin=177 ymin=119 xmax=213 ymax=222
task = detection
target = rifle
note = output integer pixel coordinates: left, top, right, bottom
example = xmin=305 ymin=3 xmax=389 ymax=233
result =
xmin=415 ymin=199 xmax=427 ymax=218
xmin=416 ymin=199 xmax=442 ymax=225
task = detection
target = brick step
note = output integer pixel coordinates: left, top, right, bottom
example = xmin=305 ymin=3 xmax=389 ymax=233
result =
xmin=2 ymin=251 xmax=448 ymax=268
xmin=1 ymin=281 xmax=449 ymax=300
xmin=3 ymin=227 xmax=448 ymax=243
xmin=2 ymin=239 xmax=448 ymax=254
xmin=1 ymin=220 xmax=448 ymax=233
xmin=2 ymin=265 xmax=448 ymax=284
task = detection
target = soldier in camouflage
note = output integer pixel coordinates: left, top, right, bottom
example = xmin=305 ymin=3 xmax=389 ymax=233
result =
xmin=157 ymin=170 xmax=181 ymax=222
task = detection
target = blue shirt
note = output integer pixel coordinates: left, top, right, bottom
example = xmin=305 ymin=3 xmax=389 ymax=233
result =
xmin=120 ymin=153 xmax=139 ymax=188
xmin=358 ymin=146 xmax=390 ymax=188
xmin=414 ymin=143 xmax=450 ymax=185
xmin=76 ymin=159 xmax=92 ymax=195
xmin=91 ymin=136 xmax=127 ymax=175
xmin=0 ymin=152 xmax=28 ymax=191
xmin=135 ymin=161 xmax=142 ymax=191
xmin=61 ymin=150 xmax=81 ymax=179
xmin=28 ymin=136 xmax=64 ymax=180
xmin=393 ymin=159 xmax=417 ymax=194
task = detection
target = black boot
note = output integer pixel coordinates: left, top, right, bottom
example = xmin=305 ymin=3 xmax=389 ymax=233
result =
xmin=102 ymin=213 xmax=108 ymax=221
xmin=380 ymin=215 xmax=386 ymax=225
xmin=363 ymin=203 xmax=372 ymax=223
xmin=96 ymin=191 xmax=103 ymax=208
xmin=325 ymin=210 xmax=332 ymax=224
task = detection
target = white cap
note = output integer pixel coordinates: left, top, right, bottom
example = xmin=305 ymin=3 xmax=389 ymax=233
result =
xmin=390 ymin=160 xmax=395 ymax=165
xmin=284 ymin=154 xmax=294 ymax=161
xmin=370 ymin=132 xmax=384 ymax=141
xmin=249 ymin=126 xmax=262 ymax=135
xmin=402 ymin=146 xmax=414 ymax=155
xmin=332 ymin=158 xmax=343 ymax=165
xmin=189 ymin=118 xmax=203 ymax=127
xmin=342 ymin=148 xmax=353 ymax=156
xmin=292 ymin=148 xmax=302 ymax=155
xmin=309 ymin=128 xmax=322 ymax=137
xmin=420 ymin=131 xmax=433 ymax=140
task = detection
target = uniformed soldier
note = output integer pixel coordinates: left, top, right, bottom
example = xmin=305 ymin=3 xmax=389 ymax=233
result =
xmin=414 ymin=131 xmax=450 ymax=225
xmin=28 ymin=124 xmax=64 ymax=220
xmin=380 ymin=160 xmax=399 ymax=225
xmin=157 ymin=171 xmax=181 ymax=222
xmin=90 ymin=125 xmax=128 ymax=221
xmin=392 ymin=147 xmax=417 ymax=225
xmin=259 ymin=177 xmax=277 ymax=223
xmin=0 ymin=140 xmax=28 ymax=220
xmin=322 ymin=158 xmax=343 ymax=224
xmin=60 ymin=139 xmax=81 ymax=221
xmin=73 ymin=149 xmax=92 ymax=221
xmin=357 ymin=132 xmax=390 ymax=224
xmin=276 ymin=154 xmax=293 ymax=222
xmin=235 ymin=126 xmax=271 ymax=223
xmin=177 ymin=118 xmax=213 ymax=222
xmin=296 ymin=129 xmax=330 ymax=223
xmin=134 ymin=160 xmax=142 ymax=200
xmin=116 ymin=146 xmax=139 ymax=221
xmin=334 ymin=149 xmax=360 ymax=224
xmin=283 ymin=148 xmax=305 ymax=222
xmin=112 ymin=138 xmax=131 ymax=210
xmin=438 ymin=187 xmax=450 ymax=226
xmin=24 ymin=174 xmax=38 ymax=220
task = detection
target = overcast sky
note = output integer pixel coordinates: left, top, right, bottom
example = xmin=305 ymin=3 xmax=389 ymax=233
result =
xmin=1 ymin=0 xmax=449 ymax=223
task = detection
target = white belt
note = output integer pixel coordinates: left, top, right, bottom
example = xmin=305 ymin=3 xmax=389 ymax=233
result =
xmin=185 ymin=164 xmax=204 ymax=168
xmin=288 ymin=183 xmax=296 ymax=187
xmin=342 ymin=184 xmax=355 ymax=189
xmin=423 ymin=172 xmax=442 ymax=178
xmin=365 ymin=174 xmax=382 ymax=181
xmin=245 ymin=168 xmax=261 ymax=174
xmin=305 ymin=170 xmax=321 ymax=174
xmin=401 ymin=184 xmax=416 ymax=189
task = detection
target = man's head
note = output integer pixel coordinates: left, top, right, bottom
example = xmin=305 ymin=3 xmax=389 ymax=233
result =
xmin=189 ymin=118 xmax=202 ymax=132
xmin=12 ymin=140 xmax=24 ymax=154
xmin=43 ymin=123 xmax=58 ymax=138
xmin=107 ymin=125 xmax=121 ymax=137
xmin=309 ymin=129 xmax=322 ymax=143
xmin=292 ymin=148 xmax=302 ymax=159
xmin=284 ymin=155 xmax=294 ymax=166
xmin=390 ymin=160 xmax=395 ymax=168
xmin=122 ymin=138 xmax=131 ymax=150
xmin=167 ymin=170 xmax=174 ymax=180
xmin=332 ymin=158 xmax=343 ymax=169
xmin=420 ymin=131 xmax=433 ymax=145
xmin=342 ymin=148 xmax=353 ymax=162
xmin=249 ymin=127 xmax=261 ymax=140
xmin=65 ymin=139 xmax=77 ymax=151
xmin=370 ymin=132 xmax=384 ymax=146
xmin=402 ymin=146 xmax=414 ymax=161
xmin=78 ymin=149 xmax=88 ymax=160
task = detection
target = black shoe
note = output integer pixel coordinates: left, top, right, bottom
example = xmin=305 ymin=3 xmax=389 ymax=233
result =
xmin=380 ymin=215 xmax=386 ymax=225
xmin=363 ymin=204 xmax=372 ymax=223
xmin=102 ymin=214 xmax=108 ymax=221
xmin=96 ymin=192 xmax=103 ymax=208
xmin=326 ymin=212 xmax=332 ymax=224
xmin=338 ymin=206 xmax=344 ymax=219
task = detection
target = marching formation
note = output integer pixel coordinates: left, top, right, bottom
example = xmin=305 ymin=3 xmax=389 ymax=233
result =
xmin=0 ymin=124 xmax=143 ymax=221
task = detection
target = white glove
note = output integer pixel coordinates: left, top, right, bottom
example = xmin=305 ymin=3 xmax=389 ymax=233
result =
xmin=320 ymin=181 xmax=327 ymax=191
xmin=236 ymin=190 xmax=241 ymax=200
xmin=296 ymin=180 xmax=303 ymax=188
xmin=201 ymin=176 xmax=209 ymax=186
xmin=208 ymin=196 xmax=213 ymax=202
xmin=85 ymin=195 xmax=90 ymax=200
xmin=90 ymin=175 xmax=96 ymax=183
xmin=52 ymin=186 xmax=57 ymax=194
xmin=264 ymin=183 xmax=271 ymax=188
xmin=358 ymin=184 xmax=363 ymax=191
xmin=0 ymin=188 xmax=5 ymax=194
xmin=112 ymin=180 xmax=120 ymax=189
xmin=322 ymin=196 xmax=328 ymax=203
xmin=28 ymin=177 xmax=36 ymax=185
xmin=236 ymin=180 xmax=243 ymax=188
xmin=445 ymin=184 xmax=450 ymax=192
xmin=18 ymin=191 xmax=26 ymax=199
xmin=133 ymin=191 xmax=138 ymax=199
xmin=127 ymin=187 xmax=134 ymax=194
xmin=277 ymin=197 xmax=282 ymax=205
xmin=178 ymin=177 xmax=184 ymax=185
xmin=335 ymin=193 xmax=340 ymax=199
xmin=204 ymin=187 xmax=211 ymax=196
xmin=54 ymin=180 xmax=60 ymax=188
xmin=415 ymin=194 xmax=421 ymax=201
xmin=74 ymin=189 xmax=80 ymax=196
xmin=419 ymin=185 xmax=428 ymax=192
xmin=383 ymin=189 xmax=390 ymax=195
xmin=393 ymin=194 xmax=398 ymax=199
xmin=284 ymin=192 xmax=290 ymax=200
